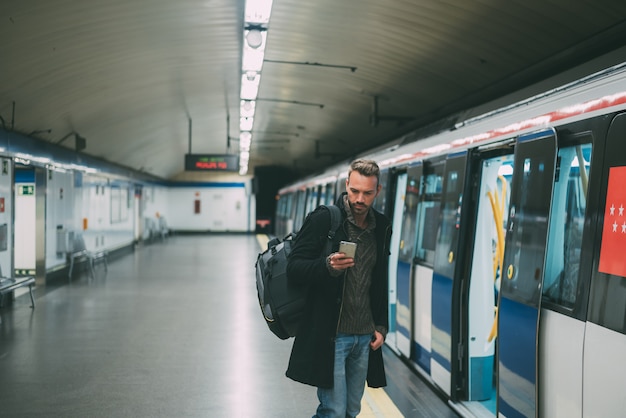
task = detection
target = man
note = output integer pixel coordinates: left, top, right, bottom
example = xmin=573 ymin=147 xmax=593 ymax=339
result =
xmin=286 ymin=159 xmax=392 ymax=418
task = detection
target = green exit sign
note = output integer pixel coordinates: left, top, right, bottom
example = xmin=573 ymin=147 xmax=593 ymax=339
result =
xmin=18 ymin=185 xmax=34 ymax=195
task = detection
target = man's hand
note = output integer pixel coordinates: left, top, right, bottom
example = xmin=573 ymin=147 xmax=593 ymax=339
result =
xmin=370 ymin=330 xmax=384 ymax=350
xmin=328 ymin=252 xmax=355 ymax=271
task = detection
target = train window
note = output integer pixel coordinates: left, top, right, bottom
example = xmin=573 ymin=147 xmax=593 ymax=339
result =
xmin=305 ymin=186 xmax=319 ymax=215
xmin=543 ymin=144 xmax=592 ymax=310
xmin=433 ymin=167 xmax=463 ymax=277
xmin=285 ymin=194 xmax=293 ymax=218
xmin=293 ymin=190 xmax=308 ymax=231
xmin=336 ymin=176 xmax=347 ymax=200
xmin=415 ymin=168 xmax=443 ymax=266
xmin=285 ymin=193 xmax=296 ymax=235
xmin=398 ymin=170 xmax=420 ymax=262
xmin=321 ymin=182 xmax=335 ymax=205
xmin=319 ymin=186 xmax=327 ymax=207
xmin=373 ymin=170 xmax=389 ymax=213
xmin=274 ymin=195 xmax=288 ymax=237
xmin=501 ymin=135 xmax=557 ymax=305
xmin=328 ymin=182 xmax=336 ymax=205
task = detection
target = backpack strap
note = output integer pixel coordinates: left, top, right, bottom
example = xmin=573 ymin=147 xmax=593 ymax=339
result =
xmin=320 ymin=204 xmax=342 ymax=255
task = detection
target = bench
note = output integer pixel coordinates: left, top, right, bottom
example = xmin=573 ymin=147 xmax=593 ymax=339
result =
xmin=144 ymin=217 xmax=158 ymax=242
xmin=157 ymin=216 xmax=169 ymax=240
xmin=144 ymin=217 xmax=169 ymax=242
xmin=0 ymin=268 xmax=35 ymax=309
xmin=68 ymin=234 xmax=108 ymax=279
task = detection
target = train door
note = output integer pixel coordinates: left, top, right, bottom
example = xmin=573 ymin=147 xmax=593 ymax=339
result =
xmin=583 ymin=113 xmax=626 ymax=416
xmin=431 ymin=152 xmax=470 ymax=396
xmin=460 ymin=145 xmax=514 ymax=416
xmin=387 ymin=170 xmax=407 ymax=353
xmin=497 ymin=129 xmax=557 ymax=417
xmin=538 ymin=129 xmax=595 ymax=417
xmin=383 ymin=168 xmax=406 ymax=352
xmin=411 ymin=160 xmax=444 ymax=374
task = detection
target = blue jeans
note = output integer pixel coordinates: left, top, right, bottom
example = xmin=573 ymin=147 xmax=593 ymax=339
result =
xmin=314 ymin=333 xmax=371 ymax=418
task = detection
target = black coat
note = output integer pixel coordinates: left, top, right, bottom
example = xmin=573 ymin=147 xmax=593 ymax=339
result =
xmin=285 ymin=196 xmax=392 ymax=388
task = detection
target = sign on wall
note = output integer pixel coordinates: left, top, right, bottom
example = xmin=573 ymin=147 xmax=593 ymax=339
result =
xmin=184 ymin=154 xmax=239 ymax=172
xmin=18 ymin=185 xmax=34 ymax=195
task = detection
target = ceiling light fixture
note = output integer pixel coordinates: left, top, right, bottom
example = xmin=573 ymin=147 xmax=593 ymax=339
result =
xmin=240 ymin=73 xmax=260 ymax=101
xmin=245 ymin=28 xmax=264 ymax=49
xmin=239 ymin=0 xmax=273 ymax=175
xmin=245 ymin=0 xmax=273 ymax=24
xmin=240 ymin=132 xmax=252 ymax=152
xmin=240 ymin=100 xmax=256 ymax=118
xmin=240 ymin=117 xmax=254 ymax=131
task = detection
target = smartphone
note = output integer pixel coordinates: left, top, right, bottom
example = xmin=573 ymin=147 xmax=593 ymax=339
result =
xmin=339 ymin=241 xmax=357 ymax=258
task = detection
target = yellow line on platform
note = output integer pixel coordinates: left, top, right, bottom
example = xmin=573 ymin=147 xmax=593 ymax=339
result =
xmin=361 ymin=387 xmax=404 ymax=417
xmin=256 ymin=234 xmax=270 ymax=250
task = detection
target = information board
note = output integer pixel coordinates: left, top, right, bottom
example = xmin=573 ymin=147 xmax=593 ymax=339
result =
xmin=184 ymin=154 xmax=239 ymax=172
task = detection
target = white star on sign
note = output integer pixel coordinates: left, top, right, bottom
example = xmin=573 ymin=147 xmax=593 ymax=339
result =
xmin=620 ymin=205 xmax=624 ymax=216
xmin=622 ymin=222 xmax=626 ymax=233
xmin=613 ymin=221 xmax=618 ymax=232
xmin=611 ymin=204 xmax=616 ymax=216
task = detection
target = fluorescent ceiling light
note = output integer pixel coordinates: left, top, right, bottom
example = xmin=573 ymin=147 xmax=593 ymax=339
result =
xmin=240 ymin=73 xmax=261 ymax=100
xmin=240 ymin=132 xmax=252 ymax=152
xmin=245 ymin=0 xmax=274 ymax=25
xmin=242 ymin=46 xmax=265 ymax=73
xmin=240 ymin=117 xmax=254 ymax=131
xmin=241 ymin=0 xmax=273 ymax=176
xmin=239 ymin=151 xmax=250 ymax=175
xmin=242 ymin=29 xmax=266 ymax=72
xmin=238 ymin=163 xmax=248 ymax=176
xmin=240 ymin=100 xmax=256 ymax=118
xmin=245 ymin=29 xmax=265 ymax=49
xmin=240 ymin=131 xmax=252 ymax=143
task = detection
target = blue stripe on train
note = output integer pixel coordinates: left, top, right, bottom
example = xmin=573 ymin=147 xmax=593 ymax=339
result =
xmin=396 ymin=259 xmax=412 ymax=339
xmin=412 ymin=341 xmax=431 ymax=374
xmin=498 ymin=296 xmax=538 ymax=418
xmin=431 ymin=271 xmax=453 ymax=371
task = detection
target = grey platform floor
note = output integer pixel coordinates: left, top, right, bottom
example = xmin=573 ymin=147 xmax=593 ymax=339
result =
xmin=0 ymin=234 xmax=458 ymax=418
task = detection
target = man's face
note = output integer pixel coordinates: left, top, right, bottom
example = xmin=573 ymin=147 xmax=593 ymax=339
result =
xmin=345 ymin=171 xmax=381 ymax=217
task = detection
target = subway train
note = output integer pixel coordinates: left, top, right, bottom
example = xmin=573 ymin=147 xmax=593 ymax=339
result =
xmin=273 ymin=58 xmax=626 ymax=417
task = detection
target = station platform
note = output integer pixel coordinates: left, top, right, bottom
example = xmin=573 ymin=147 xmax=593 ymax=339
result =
xmin=0 ymin=234 xmax=459 ymax=417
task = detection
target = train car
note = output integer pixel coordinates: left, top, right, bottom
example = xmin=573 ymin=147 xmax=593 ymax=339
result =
xmin=275 ymin=57 xmax=626 ymax=417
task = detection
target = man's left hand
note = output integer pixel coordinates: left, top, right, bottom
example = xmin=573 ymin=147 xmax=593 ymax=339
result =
xmin=370 ymin=330 xmax=383 ymax=351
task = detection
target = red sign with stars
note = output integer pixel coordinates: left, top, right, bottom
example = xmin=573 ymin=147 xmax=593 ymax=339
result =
xmin=598 ymin=166 xmax=626 ymax=277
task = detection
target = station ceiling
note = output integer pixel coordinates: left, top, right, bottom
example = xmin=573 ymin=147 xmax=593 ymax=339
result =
xmin=2 ymin=1 xmax=626 ymax=180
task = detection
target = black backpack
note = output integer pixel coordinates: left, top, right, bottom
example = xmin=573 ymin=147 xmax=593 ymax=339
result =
xmin=255 ymin=205 xmax=342 ymax=339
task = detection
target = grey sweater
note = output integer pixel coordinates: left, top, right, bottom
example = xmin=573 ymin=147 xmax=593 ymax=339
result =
xmin=336 ymin=196 xmax=378 ymax=335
